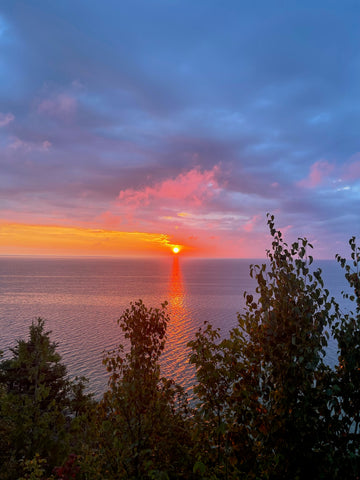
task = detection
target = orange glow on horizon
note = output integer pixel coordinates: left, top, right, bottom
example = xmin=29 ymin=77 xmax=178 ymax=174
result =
xmin=0 ymin=222 xmax=188 ymax=257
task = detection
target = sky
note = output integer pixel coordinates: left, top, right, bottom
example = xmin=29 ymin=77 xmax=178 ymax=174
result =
xmin=0 ymin=0 xmax=359 ymax=258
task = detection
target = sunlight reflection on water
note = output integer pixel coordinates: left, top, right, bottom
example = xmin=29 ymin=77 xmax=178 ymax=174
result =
xmin=162 ymin=257 xmax=196 ymax=394
xmin=0 ymin=256 xmax=350 ymax=399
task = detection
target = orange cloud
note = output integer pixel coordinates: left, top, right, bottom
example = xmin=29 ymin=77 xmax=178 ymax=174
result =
xmin=0 ymin=223 xmax=183 ymax=256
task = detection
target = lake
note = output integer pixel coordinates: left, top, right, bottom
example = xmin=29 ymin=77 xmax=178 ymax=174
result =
xmin=0 ymin=256 xmax=351 ymax=398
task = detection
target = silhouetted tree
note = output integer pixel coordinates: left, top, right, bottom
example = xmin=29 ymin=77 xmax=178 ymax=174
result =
xmin=0 ymin=318 xmax=93 ymax=479
xmin=189 ymin=214 xmax=340 ymax=479
xmin=81 ymin=300 xmax=193 ymax=479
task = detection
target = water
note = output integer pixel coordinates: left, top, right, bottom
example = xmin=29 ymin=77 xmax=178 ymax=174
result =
xmin=0 ymin=256 xmax=352 ymax=398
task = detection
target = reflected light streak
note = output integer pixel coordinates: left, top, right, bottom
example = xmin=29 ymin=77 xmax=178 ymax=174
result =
xmin=169 ymin=256 xmax=185 ymax=313
xmin=162 ymin=256 xmax=197 ymax=395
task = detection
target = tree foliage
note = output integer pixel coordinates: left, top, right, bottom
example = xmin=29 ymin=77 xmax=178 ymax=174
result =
xmin=331 ymin=237 xmax=360 ymax=475
xmin=82 ymin=299 xmax=192 ymax=479
xmin=189 ymin=214 xmax=358 ymax=479
xmin=0 ymin=319 xmax=93 ymax=479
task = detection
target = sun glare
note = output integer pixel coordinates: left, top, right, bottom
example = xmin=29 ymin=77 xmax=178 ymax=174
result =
xmin=172 ymin=246 xmax=180 ymax=254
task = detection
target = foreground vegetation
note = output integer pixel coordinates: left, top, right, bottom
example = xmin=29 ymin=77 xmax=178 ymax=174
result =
xmin=1 ymin=215 xmax=360 ymax=479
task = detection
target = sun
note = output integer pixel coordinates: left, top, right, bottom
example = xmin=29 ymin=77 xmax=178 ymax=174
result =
xmin=172 ymin=246 xmax=180 ymax=254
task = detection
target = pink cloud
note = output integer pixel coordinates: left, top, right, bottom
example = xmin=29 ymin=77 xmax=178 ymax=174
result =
xmin=38 ymin=94 xmax=77 ymax=117
xmin=42 ymin=140 xmax=52 ymax=150
xmin=281 ymin=224 xmax=293 ymax=235
xmin=297 ymin=160 xmax=334 ymax=188
xmin=96 ymin=211 xmax=123 ymax=229
xmin=8 ymin=137 xmax=28 ymax=151
xmin=118 ymin=165 xmax=221 ymax=208
xmin=0 ymin=112 xmax=15 ymax=127
xmin=243 ymin=214 xmax=261 ymax=232
xmin=343 ymin=154 xmax=360 ymax=180
xmin=8 ymin=137 xmax=52 ymax=152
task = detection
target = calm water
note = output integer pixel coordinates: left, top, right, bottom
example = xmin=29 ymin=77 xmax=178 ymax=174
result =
xmin=0 ymin=256 xmax=351 ymax=398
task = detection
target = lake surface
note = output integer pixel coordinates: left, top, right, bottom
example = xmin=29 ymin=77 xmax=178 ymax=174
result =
xmin=0 ymin=256 xmax=352 ymax=398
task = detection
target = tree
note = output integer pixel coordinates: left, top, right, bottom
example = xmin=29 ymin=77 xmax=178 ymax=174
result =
xmin=189 ymin=214 xmax=339 ymax=479
xmin=85 ymin=300 xmax=192 ymax=479
xmin=330 ymin=237 xmax=360 ymax=476
xmin=0 ymin=318 xmax=93 ymax=479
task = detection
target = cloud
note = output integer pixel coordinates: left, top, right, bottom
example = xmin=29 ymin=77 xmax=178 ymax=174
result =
xmin=96 ymin=211 xmax=123 ymax=229
xmin=343 ymin=154 xmax=360 ymax=181
xmin=308 ymin=112 xmax=331 ymax=125
xmin=118 ymin=165 xmax=222 ymax=208
xmin=0 ymin=1 xmax=359 ymax=258
xmin=243 ymin=214 xmax=261 ymax=232
xmin=297 ymin=160 xmax=334 ymax=188
xmin=42 ymin=140 xmax=52 ymax=150
xmin=38 ymin=94 xmax=77 ymax=117
xmin=0 ymin=112 xmax=14 ymax=127
xmin=7 ymin=136 xmax=51 ymax=153
xmin=160 ymin=212 xmax=247 ymax=231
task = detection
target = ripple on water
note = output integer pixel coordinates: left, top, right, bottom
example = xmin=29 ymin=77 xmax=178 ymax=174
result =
xmin=0 ymin=257 xmax=350 ymax=399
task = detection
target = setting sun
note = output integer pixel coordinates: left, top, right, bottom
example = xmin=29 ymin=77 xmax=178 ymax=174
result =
xmin=172 ymin=247 xmax=180 ymax=254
